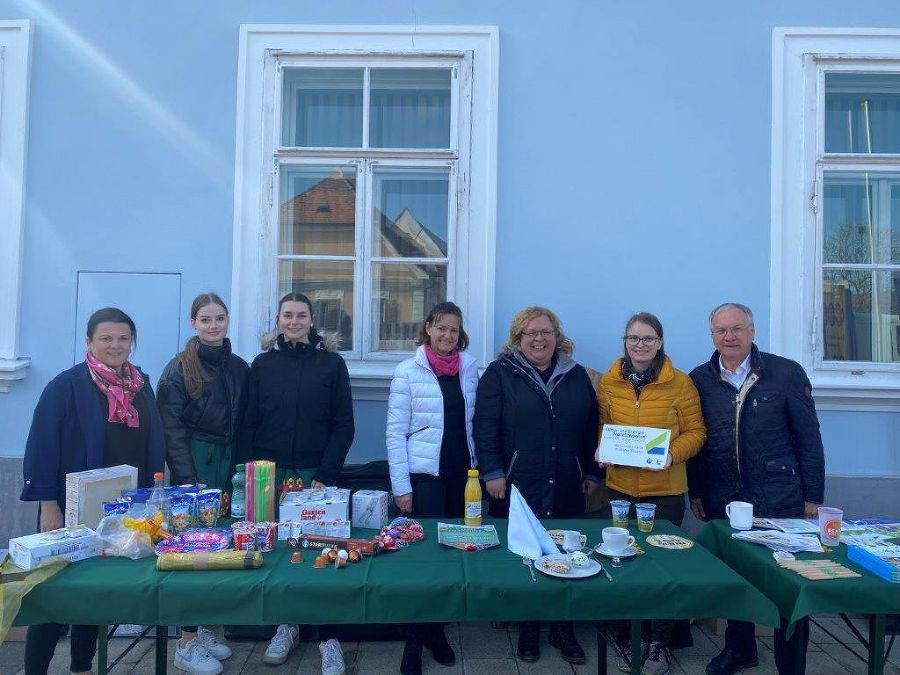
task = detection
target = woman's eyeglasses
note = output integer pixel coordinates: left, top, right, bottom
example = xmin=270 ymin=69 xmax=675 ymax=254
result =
xmin=521 ymin=329 xmax=556 ymax=339
xmin=624 ymin=335 xmax=660 ymax=346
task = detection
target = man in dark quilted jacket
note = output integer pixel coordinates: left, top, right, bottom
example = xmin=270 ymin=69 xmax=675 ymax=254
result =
xmin=688 ymin=302 xmax=825 ymax=675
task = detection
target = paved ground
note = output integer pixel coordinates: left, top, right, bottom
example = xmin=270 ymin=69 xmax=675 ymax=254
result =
xmin=2 ymin=617 xmax=898 ymax=674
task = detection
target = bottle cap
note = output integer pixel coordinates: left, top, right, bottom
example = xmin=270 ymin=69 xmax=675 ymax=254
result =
xmin=154 ymin=472 xmax=164 ymax=480
xmin=467 ymin=469 xmax=479 ymax=477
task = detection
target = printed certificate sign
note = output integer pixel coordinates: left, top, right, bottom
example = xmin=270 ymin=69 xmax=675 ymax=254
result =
xmin=597 ymin=425 xmax=670 ymax=469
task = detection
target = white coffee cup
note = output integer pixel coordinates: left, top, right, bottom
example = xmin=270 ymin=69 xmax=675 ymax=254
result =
xmin=725 ymin=501 xmax=753 ymax=530
xmin=601 ymin=526 xmax=636 ymax=553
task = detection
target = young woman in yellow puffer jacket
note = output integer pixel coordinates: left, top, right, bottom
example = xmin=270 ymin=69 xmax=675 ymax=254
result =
xmin=596 ymin=311 xmax=706 ymax=674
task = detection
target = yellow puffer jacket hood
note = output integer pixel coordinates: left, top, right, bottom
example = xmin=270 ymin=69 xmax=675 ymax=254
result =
xmin=597 ymin=356 xmax=706 ymax=498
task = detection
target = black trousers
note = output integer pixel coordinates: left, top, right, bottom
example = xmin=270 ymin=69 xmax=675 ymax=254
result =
xmin=703 ymin=503 xmax=811 ymax=675
xmin=725 ymin=616 xmax=809 ymax=675
xmin=25 ymin=623 xmax=98 ymax=675
xmin=603 ymin=489 xmax=687 ymax=647
xmin=405 ymin=472 xmax=469 ymax=645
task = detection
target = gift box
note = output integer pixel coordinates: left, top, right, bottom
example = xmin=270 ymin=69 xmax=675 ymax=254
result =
xmin=65 ymin=464 xmax=138 ymax=529
xmin=10 ymin=526 xmax=100 ymax=570
xmin=352 ymin=490 xmax=390 ymax=530
xmin=279 ymin=488 xmax=350 ymax=525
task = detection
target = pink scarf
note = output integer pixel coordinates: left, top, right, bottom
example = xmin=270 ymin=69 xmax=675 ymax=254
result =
xmin=425 ymin=344 xmax=461 ymax=377
xmin=85 ymin=352 xmax=144 ymax=428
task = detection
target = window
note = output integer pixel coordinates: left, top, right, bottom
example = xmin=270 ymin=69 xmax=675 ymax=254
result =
xmin=0 ymin=20 xmax=33 ymax=392
xmin=233 ymin=26 xmax=498 ymax=398
xmin=773 ymin=29 xmax=900 ymax=409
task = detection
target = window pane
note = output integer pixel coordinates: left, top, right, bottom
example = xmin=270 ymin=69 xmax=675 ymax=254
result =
xmin=279 ymin=260 xmax=354 ymax=350
xmin=825 ymin=73 xmax=900 ymax=154
xmin=823 ymin=172 xmax=900 ymax=265
xmin=823 ymin=270 xmax=900 ymax=362
xmin=369 ymin=69 xmax=451 ymax=148
xmin=371 ymin=263 xmax=446 ymax=351
xmin=282 ymin=68 xmax=363 ymax=147
xmin=373 ymin=169 xmax=449 ymax=258
xmin=279 ymin=166 xmax=356 ymax=256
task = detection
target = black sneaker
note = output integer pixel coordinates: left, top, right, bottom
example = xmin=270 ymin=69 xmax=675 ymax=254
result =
xmin=548 ymin=622 xmax=586 ymax=665
xmin=705 ymin=647 xmax=758 ymax=675
xmin=516 ymin=622 xmax=540 ymax=662
xmin=424 ymin=626 xmax=456 ymax=667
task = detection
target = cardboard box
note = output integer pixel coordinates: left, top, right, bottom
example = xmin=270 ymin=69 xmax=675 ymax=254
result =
xmin=279 ymin=488 xmax=350 ymax=524
xmin=65 ymin=464 xmax=138 ymax=529
xmin=9 ymin=526 xmax=100 ymax=570
xmin=352 ymin=490 xmax=390 ymax=530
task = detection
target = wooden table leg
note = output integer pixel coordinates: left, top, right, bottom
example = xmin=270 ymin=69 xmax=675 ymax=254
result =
xmin=597 ymin=625 xmax=608 ymax=675
xmin=630 ymin=620 xmax=641 ymax=675
xmin=155 ymin=626 xmax=167 ymax=675
xmin=96 ymin=625 xmax=108 ymax=675
xmin=869 ymin=614 xmax=886 ymax=675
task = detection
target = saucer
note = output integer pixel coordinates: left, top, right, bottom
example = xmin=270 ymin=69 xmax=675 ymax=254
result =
xmin=594 ymin=543 xmax=638 ymax=558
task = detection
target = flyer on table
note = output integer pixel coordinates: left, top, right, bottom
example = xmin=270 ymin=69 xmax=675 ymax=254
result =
xmin=597 ymin=424 xmax=670 ymax=469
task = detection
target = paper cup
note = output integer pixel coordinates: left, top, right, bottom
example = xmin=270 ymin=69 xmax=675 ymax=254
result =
xmin=635 ymin=503 xmax=656 ymax=533
xmin=610 ymin=500 xmax=631 ymax=528
xmin=818 ymin=506 xmax=842 ymax=546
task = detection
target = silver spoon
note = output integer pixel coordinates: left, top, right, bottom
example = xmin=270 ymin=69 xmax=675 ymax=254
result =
xmin=522 ymin=556 xmax=537 ymax=582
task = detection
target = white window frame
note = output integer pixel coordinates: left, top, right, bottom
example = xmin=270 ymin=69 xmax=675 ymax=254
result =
xmin=773 ymin=28 xmax=900 ymax=411
xmin=232 ymin=25 xmax=498 ymax=400
xmin=0 ymin=20 xmax=33 ymax=392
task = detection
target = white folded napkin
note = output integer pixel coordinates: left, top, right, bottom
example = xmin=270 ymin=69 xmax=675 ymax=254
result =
xmin=507 ymin=485 xmax=558 ymax=559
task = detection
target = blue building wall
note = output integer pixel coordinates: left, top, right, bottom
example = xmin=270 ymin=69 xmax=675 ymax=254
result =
xmin=2 ymin=0 xmax=899 ymax=481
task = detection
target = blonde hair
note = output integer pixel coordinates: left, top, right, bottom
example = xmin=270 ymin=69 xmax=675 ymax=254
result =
xmin=500 ymin=306 xmax=574 ymax=357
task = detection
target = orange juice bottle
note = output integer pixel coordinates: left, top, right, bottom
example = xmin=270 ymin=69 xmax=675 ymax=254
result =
xmin=464 ymin=469 xmax=482 ymax=526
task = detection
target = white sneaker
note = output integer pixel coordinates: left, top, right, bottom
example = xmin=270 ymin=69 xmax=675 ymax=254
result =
xmin=195 ymin=627 xmax=232 ymax=661
xmin=264 ymin=624 xmax=299 ymax=665
xmin=174 ymin=639 xmax=223 ymax=675
xmin=319 ymin=638 xmax=345 ymax=675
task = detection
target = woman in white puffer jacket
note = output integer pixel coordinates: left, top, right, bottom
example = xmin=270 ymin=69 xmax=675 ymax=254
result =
xmin=386 ymin=301 xmax=479 ymax=675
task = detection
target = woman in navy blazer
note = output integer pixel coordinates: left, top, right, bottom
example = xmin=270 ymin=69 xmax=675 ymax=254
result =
xmin=20 ymin=307 xmax=165 ymax=675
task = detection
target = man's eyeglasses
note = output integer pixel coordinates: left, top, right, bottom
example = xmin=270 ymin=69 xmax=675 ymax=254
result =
xmin=522 ymin=329 xmax=555 ymax=339
xmin=711 ymin=325 xmax=749 ymax=338
xmin=624 ymin=335 xmax=660 ymax=346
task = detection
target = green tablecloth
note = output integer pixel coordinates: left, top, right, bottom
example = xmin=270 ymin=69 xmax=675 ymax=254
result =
xmin=696 ymin=519 xmax=900 ymax=627
xmin=15 ymin=518 xmax=778 ymax=628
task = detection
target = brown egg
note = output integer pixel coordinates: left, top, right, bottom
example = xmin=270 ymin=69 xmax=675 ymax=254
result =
xmin=314 ymin=555 xmax=328 ymax=569
xmin=348 ymin=550 xmax=361 ymax=563
xmin=290 ymin=551 xmax=303 ymax=564
xmin=326 ymin=549 xmax=338 ymax=561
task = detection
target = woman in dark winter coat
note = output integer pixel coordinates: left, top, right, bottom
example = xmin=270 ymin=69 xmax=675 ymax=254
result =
xmin=474 ymin=306 xmax=601 ymax=667
xmin=240 ymin=292 xmax=354 ymax=672
xmin=156 ymin=292 xmax=248 ymax=675
xmin=21 ymin=307 xmax=165 ymax=675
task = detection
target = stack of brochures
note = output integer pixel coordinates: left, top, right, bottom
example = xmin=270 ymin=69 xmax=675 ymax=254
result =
xmin=847 ymin=544 xmax=900 ymax=583
xmin=731 ymin=529 xmax=824 ymax=553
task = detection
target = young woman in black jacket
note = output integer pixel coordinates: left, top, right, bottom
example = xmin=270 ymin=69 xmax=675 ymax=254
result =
xmin=156 ymin=292 xmax=249 ymax=675
xmin=240 ymin=291 xmax=354 ymax=672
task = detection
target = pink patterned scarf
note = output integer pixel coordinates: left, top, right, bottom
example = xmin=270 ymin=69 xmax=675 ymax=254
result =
xmin=85 ymin=352 xmax=144 ymax=428
xmin=425 ymin=344 xmax=461 ymax=377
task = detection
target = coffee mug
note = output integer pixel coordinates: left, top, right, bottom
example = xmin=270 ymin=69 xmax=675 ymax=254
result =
xmin=601 ymin=526 xmax=636 ymax=553
xmin=725 ymin=501 xmax=753 ymax=530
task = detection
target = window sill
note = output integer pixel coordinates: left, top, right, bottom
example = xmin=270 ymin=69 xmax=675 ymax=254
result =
xmin=0 ymin=357 xmax=31 ymax=393
xmin=348 ymin=361 xmax=399 ymax=401
xmin=812 ymin=377 xmax=900 ymax=412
